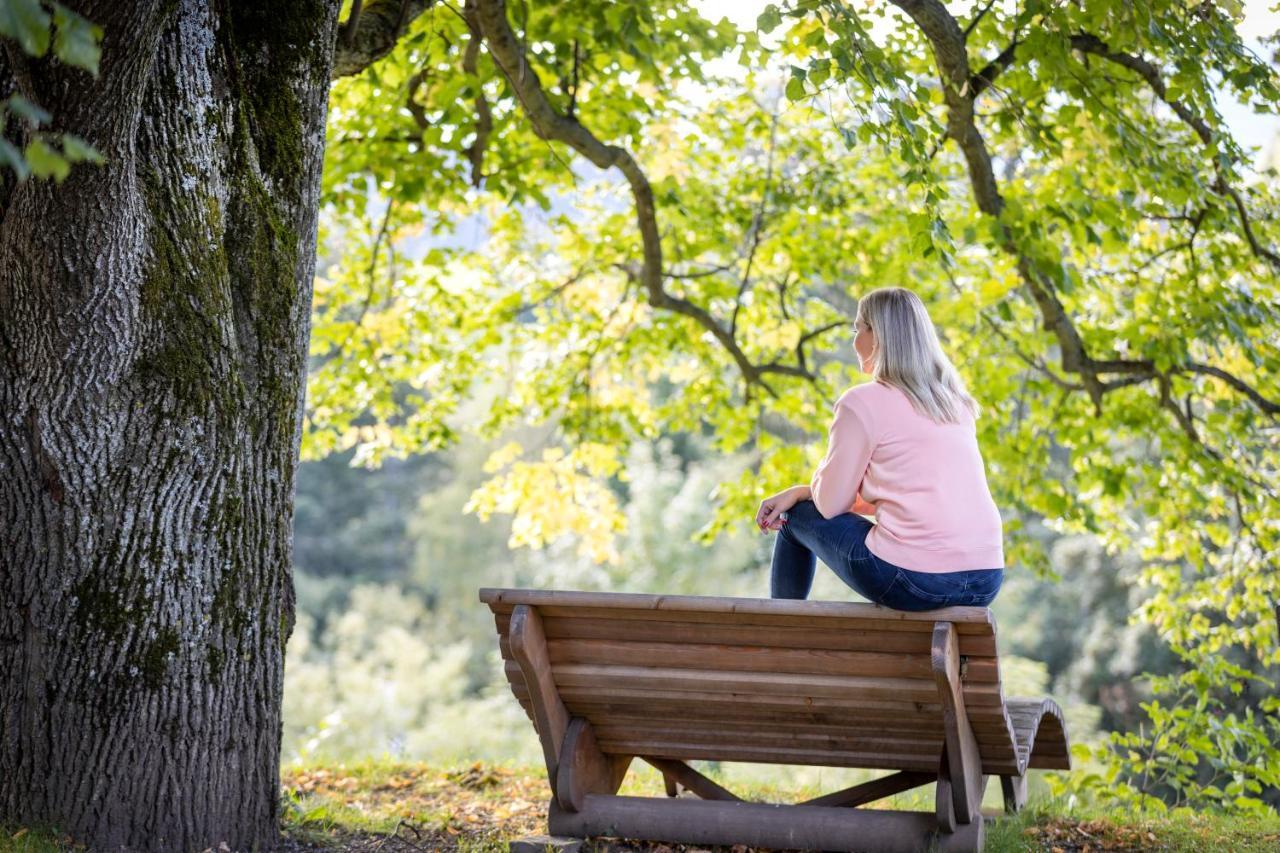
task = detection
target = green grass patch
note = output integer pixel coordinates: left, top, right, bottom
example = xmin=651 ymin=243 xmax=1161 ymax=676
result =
xmin=0 ymin=826 xmax=84 ymax=853
xmin=5 ymin=763 xmax=1279 ymax=850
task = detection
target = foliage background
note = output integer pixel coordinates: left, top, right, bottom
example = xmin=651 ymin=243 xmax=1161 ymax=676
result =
xmin=282 ymin=0 xmax=1280 ymax=817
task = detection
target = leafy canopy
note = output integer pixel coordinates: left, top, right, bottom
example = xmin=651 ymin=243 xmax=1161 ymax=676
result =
xmin=317 ymin=0 xmax=1280 ymax=811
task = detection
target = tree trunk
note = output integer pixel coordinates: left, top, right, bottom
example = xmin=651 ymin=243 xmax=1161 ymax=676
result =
xmin=0 ymin=1 xmax=339 ymax=849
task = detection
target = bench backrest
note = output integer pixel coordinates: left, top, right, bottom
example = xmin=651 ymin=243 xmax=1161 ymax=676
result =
xmin=481 ymin=588 xmax=1068 ymax=777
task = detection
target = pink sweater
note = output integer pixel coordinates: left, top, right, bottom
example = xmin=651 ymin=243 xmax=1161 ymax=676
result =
xmin=808 ymin=380 xmax=1004 ymax=573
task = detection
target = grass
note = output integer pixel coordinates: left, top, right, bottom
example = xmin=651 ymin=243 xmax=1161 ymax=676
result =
xmin=4 ymin=761 xmax=1279 ymax=850
xmin=277 ymin=760 xmax=1280 ymax=852
xmin=983 ymin=800 xmax=1280 ymax=852
xmin=0 ymin=828 xmax=74 ymax=853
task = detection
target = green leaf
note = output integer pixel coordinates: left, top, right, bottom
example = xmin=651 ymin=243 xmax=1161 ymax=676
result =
xmin=756 ymin=5 xmax=782 ymax=34
xmin=62 ymin=133 xmax=104 ymax=165
xmin=784 ymin=77 xmax=806 ymax=101
xmin=0 ymin=0 xmax=51 ymax=57
xmin=4 ymin=94 xmax=50 ymax=124
xmin=0 ymin=137 xmax=30 ymax=180
xmin=24 ymin=137 xmax=71 ymax=181
xmin=51 ymin=3 xmax=102 ymax=76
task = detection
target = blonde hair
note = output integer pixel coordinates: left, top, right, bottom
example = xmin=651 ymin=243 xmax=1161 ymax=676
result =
xmin=856 ymin=287 xmax=978 ymax=424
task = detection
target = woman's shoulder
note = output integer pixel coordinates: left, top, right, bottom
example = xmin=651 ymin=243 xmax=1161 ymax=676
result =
xmin=838 ymin=380 xmax=972 ymax=430
xmin=837 ymin=379 xmax=902 ymax=410
xmin=834 ymin=381 xmax=904 ymax=434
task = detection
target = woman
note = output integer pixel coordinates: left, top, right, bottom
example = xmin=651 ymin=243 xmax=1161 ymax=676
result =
xmin=754 ymin=287 xmax=1004 ymax=611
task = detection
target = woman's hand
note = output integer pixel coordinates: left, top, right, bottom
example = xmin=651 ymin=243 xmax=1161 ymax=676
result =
xmin=756 ymin=485 xmax=806 ymax=533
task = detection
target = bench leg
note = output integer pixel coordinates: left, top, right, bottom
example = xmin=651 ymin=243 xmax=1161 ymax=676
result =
xmin=555 ymin=717 xmax=631 ymax=812
xmin=1001 ymin=772 xmax=1027 ymax=814
xmin=663 ymin=773 xmax=678 ymax=798
xmin=933 ymin=623 xmax=988 ymax=825
xmin=508 ymin=605 xmax=571 ymax=795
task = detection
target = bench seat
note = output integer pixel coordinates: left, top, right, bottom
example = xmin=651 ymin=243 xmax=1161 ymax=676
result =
xmin=481 ymin=587 xmax=1070 ymax=852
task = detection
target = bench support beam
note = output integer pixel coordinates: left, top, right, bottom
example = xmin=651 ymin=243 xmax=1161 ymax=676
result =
xmin=641 ymin=757 xmax=742 ymax=802
xmin=556 ymin=717 xmax=631 ymax=812
xmin=799 ymin=770 xmax=934 ymax=808
xmin=932 ymin=621 xmax=988 ymax=825
xmin=510 ymin=605 xmax=571 ymax=794
xmin=549 ymin=795 xmax=983 ymax=853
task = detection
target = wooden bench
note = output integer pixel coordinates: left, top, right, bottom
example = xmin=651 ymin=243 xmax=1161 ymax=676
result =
xmin=480 ymin=588 xmax=1070 ymax=852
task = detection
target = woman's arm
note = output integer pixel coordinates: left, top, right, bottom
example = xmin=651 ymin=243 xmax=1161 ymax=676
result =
xmin=810 ymin=398 xmax=876 ymax=519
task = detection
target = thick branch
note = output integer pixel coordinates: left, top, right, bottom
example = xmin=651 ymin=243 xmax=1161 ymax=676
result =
xmin=333 ymin=0 xmax=436 ymax=79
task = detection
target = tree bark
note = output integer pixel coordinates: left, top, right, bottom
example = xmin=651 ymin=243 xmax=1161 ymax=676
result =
xmin=0 ymin=1 xmax=339 ymax=849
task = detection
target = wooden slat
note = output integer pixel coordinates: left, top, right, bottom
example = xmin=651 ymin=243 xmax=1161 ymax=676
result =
xmin=584 ymin=710 xmax=946 ymax=735
xmin=593 ymin=724 xmax=945 ymax=755
xmin=544 ymin=638 xmax=1000 ymax=682
xmin=590 ymin=720 xmax=1012 ymax=764
xmin=546 ymin=615 xmax=940 ymax=651
xmin=519 ymin=680 xmax=1016 ymax=727
xmin=496 ymin=612 xmax=1001 ymax=657
xmin=594 ymin=741 xmax=942 ymax=773
xmin=570 ymin=703 xmax=949 ymax=733
xmin=545 ymin=663 xmax=1005 ymax=706
xmin=481 ymin=587 xmax=995 ymax=625
xmin=555 ymin=685 xmax=1002 ymax=718
xmin=492 ymin=603 xmax=995 ymax=636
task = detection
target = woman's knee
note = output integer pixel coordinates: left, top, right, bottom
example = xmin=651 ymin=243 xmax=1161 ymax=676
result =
xmin=786 ymin=498 xmax=820 ymax=523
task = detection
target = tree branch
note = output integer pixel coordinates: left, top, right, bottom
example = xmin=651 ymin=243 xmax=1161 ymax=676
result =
xmin=969 ymin=37 xmax=1021 ymax=98
xmin=889 ymin=0 xmax=1179 ymax=411
xmin=1068 ymin=32 xmax=1280 ymax=273
xmin=340 ymin=0 xmax=365 ymax=46
xmin=333 ymin=0 xmax=436 ymax=79
xmin=473 ymin=0 xmax=824 ymax=397
xmin=962 ymin=0 xmax=998 ymax=39
xmin=462 ymin=0 xmax=492 ymax=187
xmin=1185 ymin=363 xmax=1280 ymax=417
xmin=731 ymin=108 xmax=781 ymax=341
xmin=890 ymin=1 xmax=1112 ymax=405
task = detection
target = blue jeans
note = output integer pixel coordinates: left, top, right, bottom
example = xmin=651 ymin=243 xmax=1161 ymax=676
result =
xmin=769 ymin=500 xmax=1003 ymax=611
